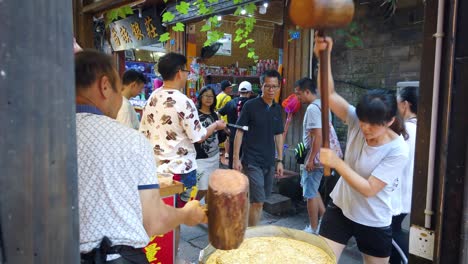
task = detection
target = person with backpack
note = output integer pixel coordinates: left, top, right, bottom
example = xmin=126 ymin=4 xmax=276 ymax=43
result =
xmin=216 ymin=80 xmax=235 ymax=159
xmin=294 ymin=77 xmax=343 ymax=235
xmin=218 ymin=81 xmax=253 ymax=168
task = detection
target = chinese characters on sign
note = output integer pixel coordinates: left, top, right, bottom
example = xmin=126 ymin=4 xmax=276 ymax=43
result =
xmin=131 ymin=22 xmax=144 ymax=41
xmin=145 ymin=17 xmax=159 ymax=39
xmin=120 ymin=26 xmax=132 ymax=43
xmin=109 ymin=8 xmax=166 ymax=51
xmin=111 ymin=27 xmax=121 ymax=47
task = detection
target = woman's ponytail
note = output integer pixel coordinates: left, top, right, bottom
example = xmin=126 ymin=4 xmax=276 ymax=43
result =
xmin=390 ymin=113 xmax=408 ymax=140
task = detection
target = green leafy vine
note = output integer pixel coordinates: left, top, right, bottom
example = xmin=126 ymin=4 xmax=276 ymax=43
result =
xmin=161 ymin=0 xmax=259 ymax=62
xmin=105 ymin=6 xmax=133 ymax=26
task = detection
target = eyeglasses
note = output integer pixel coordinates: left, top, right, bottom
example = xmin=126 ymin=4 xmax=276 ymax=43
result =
xmin=202 ymin=95 xmax=214 ymax=99
xmin=180 ymin=69 xmax=190 ymax=73
xmin=263 ymin=84 xmax=280 ymax=90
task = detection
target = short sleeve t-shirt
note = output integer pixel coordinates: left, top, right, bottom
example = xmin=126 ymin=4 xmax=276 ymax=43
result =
xmin=77 ymin=112 xmax=158 ymax=253
xmin=116 ymin=96 xmax=140 ymax=129
xmin=236 ymin=97 xmax=284 ymax=167
xmin=330 ymin=106 xmax=409 ymax=227
xmin=216 ymin=92 xmax=232 ymax=111
xmin=302 ymin=99 xmax=331 ymax=147
xmin=194 ymin=111 xmax=219 ymax=159
xmin=139 ymin=88 xmax=207 ymax=174
xmin=216 ymin=92 xmax=232 ymax=123
xmin=392 ymin=119 xmax=417 ymax=215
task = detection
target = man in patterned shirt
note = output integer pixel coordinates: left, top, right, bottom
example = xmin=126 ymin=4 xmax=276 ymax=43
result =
xmin=139 ymin=53 xmax=226 ymax=208
xmin=75 ymin=50 xmax=207 ymax=263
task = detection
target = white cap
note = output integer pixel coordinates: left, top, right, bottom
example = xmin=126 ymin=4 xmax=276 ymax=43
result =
xmin=238 ymin=81 xmax=252 ymax=92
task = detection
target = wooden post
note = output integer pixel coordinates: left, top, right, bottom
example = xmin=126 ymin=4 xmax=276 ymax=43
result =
xmin=431 ymin=0 xmax=468 ymax=262
xmin=0 ymin=0 xmax=79 ymax=262
xmin=410 ymin=0 xmax=468 ymax=263
xmin=73 ymin=0 xmax=94 ymax=48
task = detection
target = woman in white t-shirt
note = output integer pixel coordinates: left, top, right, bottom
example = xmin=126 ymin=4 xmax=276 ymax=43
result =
xmin=314 ymin=36 xmax=409 ymax=264
xmin=390 ymin=86 xmax=418 ymax=263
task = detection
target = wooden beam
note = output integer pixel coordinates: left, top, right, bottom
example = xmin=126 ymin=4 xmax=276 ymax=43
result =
xmin=0 ymin=0 xmax=79 ymax=262
xmin=82 ymin=0 xmax=145 ymax=14
xmin=73 ymin=0 xmax=94 ymax=48
xmin=410 ymin=0 xmax=438 ymax=230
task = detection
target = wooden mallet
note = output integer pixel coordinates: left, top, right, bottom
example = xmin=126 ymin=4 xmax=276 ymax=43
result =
xmin=289 ymin=0 xmax=355 ymax=176
xmin=207 ymin=169 xmax=249 ymax=250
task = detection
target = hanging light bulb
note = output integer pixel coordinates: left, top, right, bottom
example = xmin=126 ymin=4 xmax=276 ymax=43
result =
xmin=240 ymin=9 xmax=246 ymax=15
xmin=263 ymin=2 xmax=269 ymax=8
xmin=217 ymin=15 xmax=222 ymax=21
xmin=138 ymin=7 xmax=142 ymax=18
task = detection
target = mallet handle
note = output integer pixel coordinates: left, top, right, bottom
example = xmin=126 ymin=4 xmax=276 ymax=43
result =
xmin=318 ymin=30 xmax=331 ymax=177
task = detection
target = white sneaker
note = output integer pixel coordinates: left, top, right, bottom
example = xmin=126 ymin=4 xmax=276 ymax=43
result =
xmin=303 ymin=225 xmax=314 ymax=234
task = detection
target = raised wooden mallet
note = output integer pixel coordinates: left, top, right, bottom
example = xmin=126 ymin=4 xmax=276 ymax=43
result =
xmin=289 ymin=0 xmax=355 ymax=176
xmin=207 ymin=169 xmax=249 ymax=250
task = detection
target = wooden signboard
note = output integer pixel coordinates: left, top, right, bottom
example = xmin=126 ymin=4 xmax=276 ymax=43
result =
xmin=109 ymin=8 xmax=166 ymax=51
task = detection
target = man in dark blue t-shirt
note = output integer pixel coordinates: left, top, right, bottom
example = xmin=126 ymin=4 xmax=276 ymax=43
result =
xmin=233 ymin=70 xmax=284 ymax=226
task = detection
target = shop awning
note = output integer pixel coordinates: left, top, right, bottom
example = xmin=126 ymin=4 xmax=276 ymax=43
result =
xmin=82 ymin=0 xmax=165 ymax=14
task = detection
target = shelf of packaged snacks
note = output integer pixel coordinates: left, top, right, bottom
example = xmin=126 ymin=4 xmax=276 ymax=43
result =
xmin=205 ymin=74 xmax=260 ymax=78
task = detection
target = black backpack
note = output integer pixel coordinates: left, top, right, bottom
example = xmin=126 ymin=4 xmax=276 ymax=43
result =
xmin=236 ymin=98 xmax=246 ymax=120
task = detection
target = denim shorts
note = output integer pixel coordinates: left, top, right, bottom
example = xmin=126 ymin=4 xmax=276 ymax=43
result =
xmin=173 ymin=170 xmax=197 ymax=208
xmin=300 ymin=165 xmax=323 ymax=199
xmin=243 ymin=163 xmax=275 ymax=203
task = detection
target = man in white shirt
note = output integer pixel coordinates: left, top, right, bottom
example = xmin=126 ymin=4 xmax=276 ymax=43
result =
xmin=294 ymin=77 xmax=328 ymax=234
xmin=116 ymin=70 xmax=146 ymax=129
xmin=75 ymin=50 xmax=206 ymax=264
xmin=139 ymin=52 xmax=226 ymax=256
xmin=139 ymin=53 xmax=226 ymax=208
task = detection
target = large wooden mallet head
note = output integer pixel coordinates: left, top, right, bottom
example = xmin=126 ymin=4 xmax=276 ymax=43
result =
xmin=207 ymin=169 xmax=249 ymax=250
xmin=289 ymin=0 xmax=355 ymax=29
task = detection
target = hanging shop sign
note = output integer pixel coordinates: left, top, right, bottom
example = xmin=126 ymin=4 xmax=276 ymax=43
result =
xmin=109 ymin=8 xmax=166 ymax=51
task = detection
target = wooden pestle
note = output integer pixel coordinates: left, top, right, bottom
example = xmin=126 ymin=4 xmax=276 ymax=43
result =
xmin=207 ymin=169 xmax=249 ymax=250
